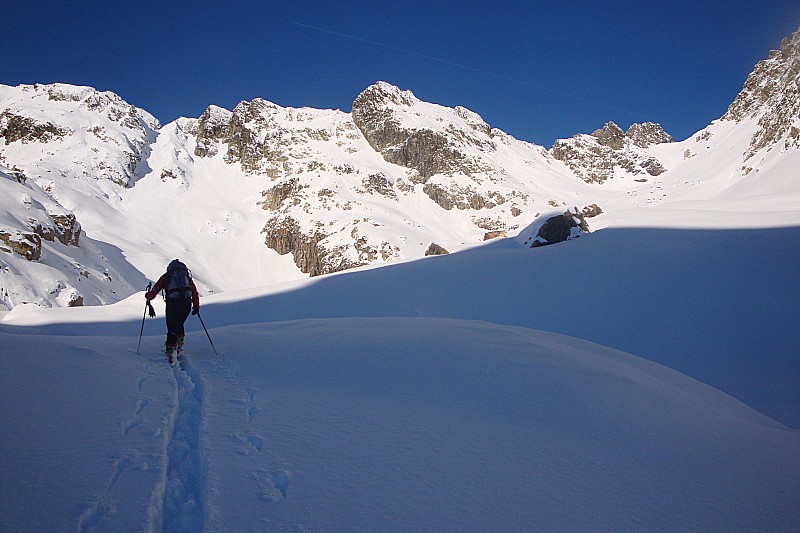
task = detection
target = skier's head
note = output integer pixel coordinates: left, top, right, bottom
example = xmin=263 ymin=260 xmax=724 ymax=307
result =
xmin=167 ymin=259 xmax=185 ymax=271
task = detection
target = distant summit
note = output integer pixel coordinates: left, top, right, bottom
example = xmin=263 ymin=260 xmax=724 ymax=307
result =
xmin=550 ymin=121 xmax=673 ymax=184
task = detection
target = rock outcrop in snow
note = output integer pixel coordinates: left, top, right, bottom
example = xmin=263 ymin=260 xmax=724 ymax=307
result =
xmin=352 ymin=82 xmax=494 ymax=180
xmin=550 ymin=121 xmax=673 ymax=184
xmin=1 ymin=165 xmax=82 ymax=254
xmin=352 ymin=82 xmax=517 ymax=215
xmin=517 ymin=209 xmax=590 ymax=248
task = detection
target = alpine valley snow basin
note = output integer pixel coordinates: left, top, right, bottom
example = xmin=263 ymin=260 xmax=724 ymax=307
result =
xmin=1 ymin=319 xmax=799 ymax=531
xmin=1 ymin=222 xmax=799 ymax=530
xmin=205 ymin=224 xmax=800 ymax=429
xmin=7 ymin=223 xmax=797 ymax=427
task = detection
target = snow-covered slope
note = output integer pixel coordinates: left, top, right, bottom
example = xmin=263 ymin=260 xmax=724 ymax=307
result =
xmin=2 ymin=233 xmax=799 ymax=530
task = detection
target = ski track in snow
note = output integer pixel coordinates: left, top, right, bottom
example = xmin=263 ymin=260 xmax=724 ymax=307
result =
xmin=76 ymin=351 xmax=217 ymax=533
xmin=154 ymin=358 xmax=207 ymax=533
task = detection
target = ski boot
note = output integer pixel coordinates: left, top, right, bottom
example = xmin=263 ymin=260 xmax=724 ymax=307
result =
xmin=166 ymin=343 xmax=177 ymax=365
xmin=176 ymin=336 xmax=185 ymax=358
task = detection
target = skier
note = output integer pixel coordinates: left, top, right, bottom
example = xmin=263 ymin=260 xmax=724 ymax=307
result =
xmin=145 ymin=259 xmax=200 ymax=361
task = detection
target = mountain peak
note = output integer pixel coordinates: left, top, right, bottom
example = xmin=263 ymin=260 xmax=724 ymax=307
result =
xmin=551 ymin=120 xmax=672 ymax=183
xmin=590 ymin=121 xmax=626 ymax=149
xmin=722 ymin=26 xmax=800 ymax=158
xmin=357 ymin=81 xmax=418 ymax=108
xmin=724 ymin=26 xmax=800 ymax=121
xmin=625 ymin=122 xmax=673 ymax=148
xmin=351 ymin=82 xmax=495 ymax=179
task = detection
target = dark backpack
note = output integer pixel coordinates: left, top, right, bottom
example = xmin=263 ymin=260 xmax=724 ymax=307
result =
xmin=164 ymin=260 xmax=193 ymax=300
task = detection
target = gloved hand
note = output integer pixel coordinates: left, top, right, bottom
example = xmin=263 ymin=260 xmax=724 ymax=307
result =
xmin=191 ymin=307 xmax=199 ymax=316
xmin=147 ymin=301 xmax=156 ymax=318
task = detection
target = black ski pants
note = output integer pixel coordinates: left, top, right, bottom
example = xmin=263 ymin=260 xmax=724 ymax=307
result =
xmin=165 ymin=297 xmax=192 ymax=346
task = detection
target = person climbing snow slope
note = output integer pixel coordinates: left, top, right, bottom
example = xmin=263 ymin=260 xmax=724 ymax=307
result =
xmin=145 ymin=259 xmax=200 ymax=362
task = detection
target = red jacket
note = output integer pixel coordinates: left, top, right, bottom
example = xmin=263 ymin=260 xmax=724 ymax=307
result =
xmin=146 ymin=272 xmax=200 ymax=310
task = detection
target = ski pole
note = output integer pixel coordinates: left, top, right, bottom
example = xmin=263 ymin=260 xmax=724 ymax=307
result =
xmin=136 ymin=282 xmax=152 ymax=354
xmin=196 ymin=311 xmax=218 ymax=356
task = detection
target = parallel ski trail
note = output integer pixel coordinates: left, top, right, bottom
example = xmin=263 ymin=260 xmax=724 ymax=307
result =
xmin=160 ymin=358 xmax=206 ymax=532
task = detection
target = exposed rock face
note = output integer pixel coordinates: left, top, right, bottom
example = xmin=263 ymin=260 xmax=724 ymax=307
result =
xmin=362 ymin=172 xmax=397 ymax=199
xmin=351 ymin=82 xmax=494 ymax=180
xmin=626 ymin=122 xmax=675 ymax=148
xmin=194 ymin=105 xmax=232 ymax=158
xmin=581 ymin=203 xmax=604 ymax=218
xmin=223 ymin=100 xmax=287 ymax=174
xmin=591 ymin=121 xmax=626 ymax=150
xmin=483 ymin=230 xmax=507 ymax=241
xmin=262 ymin=216 xmax=368 ymax=277
xmin=533 ymin=215 xmax=574 ymax=247
xmin=425 ymin=243 xmax=449 ymax=256
xmin=422 ymin=183 xmax=466 ymax=210
xmin=551 ymin=121 xmax=673 ymax=184
xmin=391 ymin=130 xmax=468 ymax=179
xmin=48 ymin=213 xmax=81 ymax=247
xmin=261 ymin=178 xmax=305 ymax=211
xmin=519 ymin=209 xmax=590 ymax=249
xmin=0 ymin=230 xmax=42 ymax=261
xmin=0 ymin=111 xmax=68 ymax=144
xmin=24 ymin=210 xmax=81 ymax=248
xmin=189 ymin=98 xmax=357 ymax=179
xmin=263 ymin=216 xmax=331 ymax=276
xmin=723 ymin=26 xmax=800 ymax=158
xmin=421 ymin=182 xmax=504 ymax=211
xmin=1 ymin=166 xmax=27 ymax=183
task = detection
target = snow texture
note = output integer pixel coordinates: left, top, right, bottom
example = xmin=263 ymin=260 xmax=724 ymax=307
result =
xmin=1 ymin=223 xmax=799 ymax=531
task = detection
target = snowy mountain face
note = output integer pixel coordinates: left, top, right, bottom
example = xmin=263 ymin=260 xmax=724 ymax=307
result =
xmin=0 ymin=84 xmax=159 ymax=307
xmin=1 ymin=28 xmax=799 ymax=309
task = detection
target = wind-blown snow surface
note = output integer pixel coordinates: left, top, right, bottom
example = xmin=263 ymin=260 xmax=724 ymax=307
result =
xmin=2 ymin=223 xmax=799 ymax=531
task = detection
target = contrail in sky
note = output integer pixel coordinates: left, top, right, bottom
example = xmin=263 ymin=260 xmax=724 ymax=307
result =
xmin=292 ymin=21 xmax=638 ymax=119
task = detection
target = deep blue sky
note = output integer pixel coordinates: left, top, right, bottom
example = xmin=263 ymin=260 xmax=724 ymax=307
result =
xmin=3 ymin=1 xmax=798 ymax=147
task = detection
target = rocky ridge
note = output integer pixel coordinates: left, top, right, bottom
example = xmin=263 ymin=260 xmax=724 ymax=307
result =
xmin=177 ymin=95 xmax=406 ymax=276
xmin=1 ymin=26 xmax=798 ymax=308
xmin=351 ymin=81 xmax=494 ymax=180
xmin=550 ymin=121 xmax=674 ymax=184
xmin=722 ymin=26 xmax=800 ymax=159
xmin=166 ymin=82 xmax=583 ymax=277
